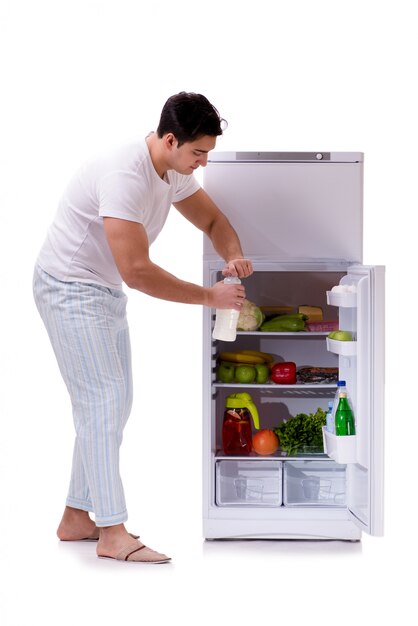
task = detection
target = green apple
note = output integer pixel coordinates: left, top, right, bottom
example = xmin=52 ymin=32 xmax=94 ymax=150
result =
xmin=217 ymin=362 xmax=235 ymax=383
xmin=235 ymin=365 xmax=256 ymax=384
xmin=328 ymin=330 xmax=353 ymax=341
xmin=255 ymin=363 xmax=270 ymax=384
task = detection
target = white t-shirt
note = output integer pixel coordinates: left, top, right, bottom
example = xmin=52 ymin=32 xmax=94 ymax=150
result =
xmin=37 ymin=137 xmax=201 ymax=289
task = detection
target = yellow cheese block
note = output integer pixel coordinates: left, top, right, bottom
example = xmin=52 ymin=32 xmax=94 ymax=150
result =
xmin=298 ymin=305 xmax=323 ymax=321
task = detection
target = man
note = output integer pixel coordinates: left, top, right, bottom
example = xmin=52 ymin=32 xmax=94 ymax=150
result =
xmin=33 ymin=92 xmax=253 ymax=563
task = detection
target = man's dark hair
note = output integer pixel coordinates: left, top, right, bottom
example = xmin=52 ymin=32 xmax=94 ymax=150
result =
xmin=156 ymin=92 xmax=226 ymax=146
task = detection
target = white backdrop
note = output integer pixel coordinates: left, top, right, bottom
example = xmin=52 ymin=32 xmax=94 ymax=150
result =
xmin=0 ymin=0 xmax=415 ymax=623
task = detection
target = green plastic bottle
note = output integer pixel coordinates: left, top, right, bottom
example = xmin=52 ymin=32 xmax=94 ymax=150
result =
xmin=335 ymin=392 xmax=356 ymax=436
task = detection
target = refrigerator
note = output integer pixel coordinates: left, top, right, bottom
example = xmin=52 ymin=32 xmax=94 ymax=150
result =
xmin=202 ymin=151 xmax=384 ymax=541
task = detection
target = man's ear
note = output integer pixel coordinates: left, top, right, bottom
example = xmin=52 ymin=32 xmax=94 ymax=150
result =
xmin=164 ymin=133 xmax=177 ymax=150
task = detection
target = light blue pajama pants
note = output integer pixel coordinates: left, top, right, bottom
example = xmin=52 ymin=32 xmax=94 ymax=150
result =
xmin=33 ymin=265 xmax=133 ymax=526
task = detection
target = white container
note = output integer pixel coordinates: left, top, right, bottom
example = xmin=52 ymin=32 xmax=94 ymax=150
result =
xmin=283 ymin=460 xmax=347 ymax=507
xmin=215 ymin=460 xmax=282 ymax=507
xmin=326 ymin=290 xmax=357 ymax=308
xmin=322 ymin=426 xmax=357 ymax=464
xmin=212 ymin=277 xmax=241 ymax=342
xmin=326 ymin=337 xmax=357 ymax=356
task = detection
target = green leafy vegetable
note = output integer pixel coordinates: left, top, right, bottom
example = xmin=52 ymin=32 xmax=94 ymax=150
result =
xmin=273 ymin=407 xmax=327 ymax=456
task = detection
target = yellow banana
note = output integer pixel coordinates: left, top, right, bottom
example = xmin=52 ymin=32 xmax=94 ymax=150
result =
xmin=219 ymin=351 xmax=265 ymax=365
xmin=240 ymin=349 xmax=274 ymax=363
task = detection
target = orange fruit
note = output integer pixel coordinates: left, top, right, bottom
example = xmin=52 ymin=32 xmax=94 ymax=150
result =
xmin=252 ymin=429 xmax=279 ymax=455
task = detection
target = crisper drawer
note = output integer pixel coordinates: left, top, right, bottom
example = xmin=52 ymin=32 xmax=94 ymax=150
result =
xmin=283 ymin=460 xmax=346 ymax=507
xmin=216 ymin=460 xmax=282 ymax=507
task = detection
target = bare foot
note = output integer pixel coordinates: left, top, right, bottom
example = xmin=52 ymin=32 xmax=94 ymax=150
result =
xmin=96 ymin=524 xmax=135 ymax=557
xmin=57 ymin=506 xmax=98 ymax=541
xmin=97 ymin=524 xmax=170 ymax=563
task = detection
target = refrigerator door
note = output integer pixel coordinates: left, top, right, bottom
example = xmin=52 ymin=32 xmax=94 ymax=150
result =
xmin=340 ymin=265 xmax=385 ymax=536
xmin=203 ymin=152 xmax=364 ymax=263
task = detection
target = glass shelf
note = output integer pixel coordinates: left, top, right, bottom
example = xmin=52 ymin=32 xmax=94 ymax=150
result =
xmin=212 ymin=382 xmax=337 ymax=398
xmin=213 ymin=382 xmax=337 ymax=389
xmin=234 ymin=331 xmax=329 ymax=337
xmin=215 ymin=450 xmax=329 ymax=461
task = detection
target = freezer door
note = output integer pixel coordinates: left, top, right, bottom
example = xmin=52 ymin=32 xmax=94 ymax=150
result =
xmin=203 ymin=153 xmax=364 ymax=263
xmin=342 ymin=265 xmax=385 ymax=536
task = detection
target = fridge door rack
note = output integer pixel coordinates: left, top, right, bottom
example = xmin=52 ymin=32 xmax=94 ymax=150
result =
xmin=322 ymin=426 xmax=357 ymax=464
xmin=326 ymin=290 xmax=357 ymax=308
xmin=326 ymin=337 xmax=357 ymax=356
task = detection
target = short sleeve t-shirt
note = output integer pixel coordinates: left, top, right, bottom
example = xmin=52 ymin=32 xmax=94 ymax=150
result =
xmin=37 ymin=137 xmax=201 ymax=289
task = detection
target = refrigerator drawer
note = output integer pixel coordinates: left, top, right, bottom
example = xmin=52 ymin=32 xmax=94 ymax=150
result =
xmin=283 ymin=460 xmax=346 ymax=507
xmin=215 ymin=460 xmax=282 ymax=507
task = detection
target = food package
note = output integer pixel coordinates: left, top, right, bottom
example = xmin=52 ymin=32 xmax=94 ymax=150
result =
xmin=305 ymin=320 xmax=339 ymax=332
xmin=298 ymin=305 xmax=323 ymax=321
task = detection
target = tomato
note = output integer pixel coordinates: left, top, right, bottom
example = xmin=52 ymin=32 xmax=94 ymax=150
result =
xmin=270 ymin=361 xmax=296 ymax=384
xmin=252 ymin=429 xmax=279 ymax=455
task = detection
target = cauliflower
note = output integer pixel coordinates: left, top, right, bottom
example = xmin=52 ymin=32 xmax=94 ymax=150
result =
xmin=237 ymin=300 xmax=265 ymax=331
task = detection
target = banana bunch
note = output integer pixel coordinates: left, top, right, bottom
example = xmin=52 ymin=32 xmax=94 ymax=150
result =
xmin=218 ymin=349 xmax=274 ymax=365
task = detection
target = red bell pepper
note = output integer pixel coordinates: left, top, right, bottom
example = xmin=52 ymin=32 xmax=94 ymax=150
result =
xmin=271 ymin=362 xmax=296 ymax=384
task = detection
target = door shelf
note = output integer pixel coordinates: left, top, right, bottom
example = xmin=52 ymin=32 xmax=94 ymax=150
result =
xmin=322 ymin=426 xmax=357 ymax=464
xmin=326 ymin=337 xmax=357 ymax=356
xmin=326 ymin=290 xmax=357 ymax=308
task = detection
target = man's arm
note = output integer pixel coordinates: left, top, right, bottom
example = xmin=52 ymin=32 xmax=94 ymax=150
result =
xmin=103 ymin=217 xmax=245 ymax=308
xmin=174 ymin=188 xmax=253 ymax=278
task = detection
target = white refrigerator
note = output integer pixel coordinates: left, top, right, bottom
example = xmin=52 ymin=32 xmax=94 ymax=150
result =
xmin=202 ymin=151 xmax=384 ymax=540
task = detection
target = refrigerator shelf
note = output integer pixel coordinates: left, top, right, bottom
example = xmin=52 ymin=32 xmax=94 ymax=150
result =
xmin=235 ymin=331 xmax=330 ymax=337
xmin=215 ymin=451 xmax=329 ymax=461
xmin=213 ymin=382 xmax=337 ymax=388
xmin=212 ymin=383 xmax=336 ymax=398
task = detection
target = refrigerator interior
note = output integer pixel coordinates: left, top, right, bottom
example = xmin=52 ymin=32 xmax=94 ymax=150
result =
xmin=210 ymin=268 xmax=344 ymax=448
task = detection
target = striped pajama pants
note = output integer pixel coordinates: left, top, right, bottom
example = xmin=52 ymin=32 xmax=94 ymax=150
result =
xmin=33 ymin=264 xmax=132 ymax=526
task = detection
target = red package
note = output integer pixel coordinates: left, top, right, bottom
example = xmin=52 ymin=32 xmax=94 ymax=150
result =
xmin=305 ymin=320 xmax=339 ymax=332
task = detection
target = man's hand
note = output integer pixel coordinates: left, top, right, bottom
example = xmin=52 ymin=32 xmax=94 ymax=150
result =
xmin=222 ymin=258 xmax=253 ymax=279
xmin=208 ymin=280 xmax=246 ymax=310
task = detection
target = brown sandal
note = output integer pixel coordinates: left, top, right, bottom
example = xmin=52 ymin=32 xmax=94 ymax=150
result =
xmin=98 ymin=539 xmax=171 ymax=564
